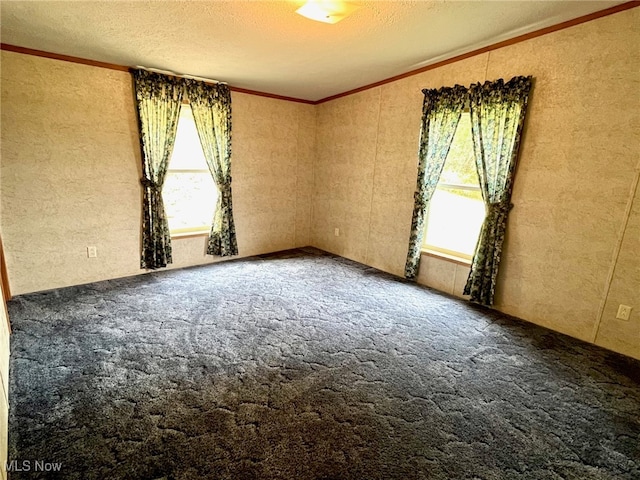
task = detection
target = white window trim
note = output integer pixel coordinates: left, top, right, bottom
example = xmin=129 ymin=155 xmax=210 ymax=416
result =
xmin=167 ymin=168 xmax=211 ymax=174
xmin=420 ymin=248 xmax=473 ymax=266
xmin=435 ymin=182 xmax=481 ymax=192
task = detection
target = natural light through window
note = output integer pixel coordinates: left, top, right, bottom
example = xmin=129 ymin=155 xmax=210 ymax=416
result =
xmin=163 ymin=105 xmax=218 ymax=235
xmin=423 ymin=113 xmax=485 ymax=260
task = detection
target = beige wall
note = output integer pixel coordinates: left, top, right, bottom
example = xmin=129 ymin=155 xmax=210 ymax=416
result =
xmin=311 ymin=8 xmax=640 ymax=359
xmin=0 ymin=51 xmax=315 ymax=295
xmin=595 ymin=179 xmax=640 ymax=359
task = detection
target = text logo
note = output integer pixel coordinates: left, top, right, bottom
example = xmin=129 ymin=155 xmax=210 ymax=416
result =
xmin=6 ymin=460 xmax=63 ymax=472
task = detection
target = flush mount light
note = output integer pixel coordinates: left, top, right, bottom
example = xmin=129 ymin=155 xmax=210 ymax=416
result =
xmin=296 ymin=1 xmax=361 ymax=24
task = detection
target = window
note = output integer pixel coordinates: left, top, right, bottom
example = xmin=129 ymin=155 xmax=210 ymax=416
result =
xmin=163 ymin=105 xmax=218 ymax=235
xmin=423 ymin=113 xmax=485 ymax=260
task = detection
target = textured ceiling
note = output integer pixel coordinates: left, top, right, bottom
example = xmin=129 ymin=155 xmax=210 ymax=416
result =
xmin=0 ymin=1 xmax=626 ymax=101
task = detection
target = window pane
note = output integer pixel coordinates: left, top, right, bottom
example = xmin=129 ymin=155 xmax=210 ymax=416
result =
xmin=163 ymin=172 xmax=218 ymax=233
xmin=424 ymin=187 xmax=485 ymax=258
xmin=439 ymin=113 xmax=477 ymax=186
xmin=163 ymin=104 xmax=218 ymax=234
xmin=171 ymin=106 xmax=207 ymax=170
xmin=424 ymin=112 xmax=484 ymax=259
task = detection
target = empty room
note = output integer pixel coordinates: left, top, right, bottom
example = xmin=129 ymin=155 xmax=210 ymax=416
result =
xmin=0 ymin=1 xmax=638 ymax=479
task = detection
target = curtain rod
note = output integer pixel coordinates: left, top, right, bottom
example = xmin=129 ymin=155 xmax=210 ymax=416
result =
xmin=134 ymin=65 xmax=227 ymax=85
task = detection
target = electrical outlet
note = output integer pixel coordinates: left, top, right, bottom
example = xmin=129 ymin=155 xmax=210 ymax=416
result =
xmin=334 ymin=228 xmax=340 ymax=237
xmin=87 ymin=246 xmax=97 ymax=258
xmin=616 ymin=304 xmax=632 ymax=321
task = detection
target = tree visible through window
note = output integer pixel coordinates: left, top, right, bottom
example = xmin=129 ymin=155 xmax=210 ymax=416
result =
xmin=163 ymin=105 xmax=218 ymax=235
xmin=423 ymin=112 xmax=485 ymax=260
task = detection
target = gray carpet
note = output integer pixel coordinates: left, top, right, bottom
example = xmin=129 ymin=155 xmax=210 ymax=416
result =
xmin=7 ymin=248 xmax=640 ymax=479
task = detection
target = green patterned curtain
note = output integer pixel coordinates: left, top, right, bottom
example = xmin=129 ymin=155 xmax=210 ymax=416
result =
xmin=464 ymin=76 xmax=533 ymax=305
xmin=184 ymin=80 xmax=238 ymax=257
xmin=132 ymin=69 xmax=184 ymax=270
xmin=405 ymin=85 xmax=468 ymax=279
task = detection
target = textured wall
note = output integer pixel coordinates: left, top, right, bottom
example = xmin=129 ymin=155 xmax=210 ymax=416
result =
xmin=313 ymin=88 xmax=380 ymax=261
xmin=595 ymin=180 xmax=640 ymax=359
xmin=1 ymin=53 xmax=141 ymax=295
xmin=311 ymin=8 xmax=640 ymax=359
xmin=0 ymin=51 xmax=315 ymax=295
xmin=232 ymin=93 xmax=315 ymax=254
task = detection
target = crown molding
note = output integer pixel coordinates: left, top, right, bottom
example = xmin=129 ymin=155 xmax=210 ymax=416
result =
xmin=2 ymin=1 xmax=638 ymax=106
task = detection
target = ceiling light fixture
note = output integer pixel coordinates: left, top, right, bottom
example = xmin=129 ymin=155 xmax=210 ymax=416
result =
xmin=295 ymin=1 xmax=361 ymax=24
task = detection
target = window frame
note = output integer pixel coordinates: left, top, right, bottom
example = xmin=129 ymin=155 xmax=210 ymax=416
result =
xmin=422 ymin=181 xmax=483 ymax=262
xmin=163 ymin=104 xmax=218 ymax=237
xmin=421 ymin=112 xmax=484 ymax=262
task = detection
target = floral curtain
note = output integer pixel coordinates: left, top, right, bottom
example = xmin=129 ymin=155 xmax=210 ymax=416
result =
xmin=464 ymin=76 xmax=533 ymax=305
xmin=185 ymin=80 xmax=238 ymax=257
xmin=405 ymin=85 xmax=468 ymax=279
xmin=132 ymin=69 xmax=184 ymax=270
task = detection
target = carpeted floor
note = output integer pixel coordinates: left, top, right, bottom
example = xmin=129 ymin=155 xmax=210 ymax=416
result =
xmin=7 ymin=248 xmax=640 ymax=479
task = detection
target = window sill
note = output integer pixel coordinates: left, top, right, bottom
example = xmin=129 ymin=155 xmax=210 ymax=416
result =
xmin=420 ymin=249 xmax=471 ymax=267
xmin=171 ymin=231 xmax=209 ymax=239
